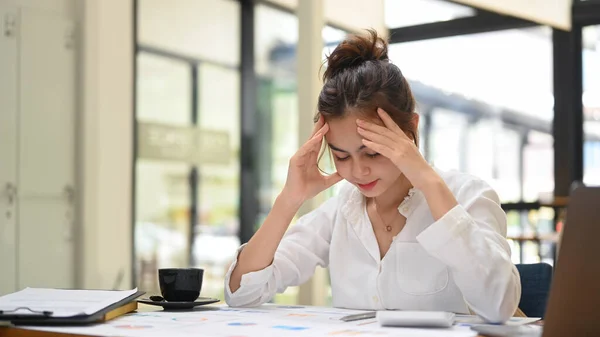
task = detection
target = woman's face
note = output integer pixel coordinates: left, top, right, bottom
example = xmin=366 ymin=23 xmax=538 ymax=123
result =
xmin=325 ymin=115 xmax=403 ymax=198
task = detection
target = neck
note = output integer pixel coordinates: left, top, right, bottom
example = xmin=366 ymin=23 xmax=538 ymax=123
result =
xmin=373 ymin=175 xmax=413 ymax=214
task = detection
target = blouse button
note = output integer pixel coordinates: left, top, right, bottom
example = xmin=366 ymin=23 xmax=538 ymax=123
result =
xmin=402 ymin=206 xmax=409 ymax=213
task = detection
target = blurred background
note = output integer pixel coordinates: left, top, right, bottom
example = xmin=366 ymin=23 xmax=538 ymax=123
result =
xmin=1 ymin=0 xmax=599 ymax=306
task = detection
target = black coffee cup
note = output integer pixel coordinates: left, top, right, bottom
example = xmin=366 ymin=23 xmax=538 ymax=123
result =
xmin=158 ymin=268 xmax=204 ymax=302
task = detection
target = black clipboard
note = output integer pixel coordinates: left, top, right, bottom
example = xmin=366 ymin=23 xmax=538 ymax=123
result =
xmin=0 ymin=291 xmax=145 ymax=326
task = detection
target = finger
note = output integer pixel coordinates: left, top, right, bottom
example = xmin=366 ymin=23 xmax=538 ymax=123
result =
xmin=310 ymin=114 xmax=325 ymax=138
xmin=324 ymin=172 xmax=343 ymax=188
xmin=306 ymin=124 xmax=328 ymax=149
xmin=361 ymin=139 xmax=395 ymax=160
xmin=356 ymin=119 xmax=397 ymax=142
xmin=304 ymin=125 xmax=328 ymax=153
xmin=312 ymin=122 xmax=329 ymax=139
xmin=377 ymin=108 xmax=411 ymax=140
xmin=298 ymin=127 xmax=326 ymax=157
xmin=307 ymin=148 xmax=319 ymax=168
xmin=299 ymin=137 xmax=322 ymax=157
xmin=357 ymin=127 xmax=397 ymax=148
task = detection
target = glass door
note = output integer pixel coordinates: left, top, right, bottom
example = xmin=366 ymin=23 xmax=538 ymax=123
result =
xmin=134 ymin=0 xmax=241 ymax=299
xmin=135 ymin=52 xmax=194 ymax=293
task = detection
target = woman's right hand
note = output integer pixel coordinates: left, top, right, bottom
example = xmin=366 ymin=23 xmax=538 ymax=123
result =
xmin=281 ymin=115 xmax=343 ymax=206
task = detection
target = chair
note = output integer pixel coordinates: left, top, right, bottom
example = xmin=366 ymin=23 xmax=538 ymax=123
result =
xmin=515 ymin=263 xmax=553 ymax=318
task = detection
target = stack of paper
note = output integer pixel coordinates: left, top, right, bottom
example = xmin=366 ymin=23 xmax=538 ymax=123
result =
xmin=0 ymin=288 xmax=139 ymax=319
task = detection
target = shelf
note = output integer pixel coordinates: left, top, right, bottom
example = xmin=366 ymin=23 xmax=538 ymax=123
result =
xmin=502 ymin=197 xmax=568 ymax=211
xmin=539 ymin=196 xmax=568 ymax=208
xmin=507 ymin=232 xmax=560 ymax=243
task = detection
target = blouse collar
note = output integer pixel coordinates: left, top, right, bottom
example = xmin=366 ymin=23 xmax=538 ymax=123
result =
xmin=339 ymin=182 xmax=423 ymax=224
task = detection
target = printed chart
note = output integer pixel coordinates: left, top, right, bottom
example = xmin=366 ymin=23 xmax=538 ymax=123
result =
xmin=21 ymin=304 xmax=492 ymax=337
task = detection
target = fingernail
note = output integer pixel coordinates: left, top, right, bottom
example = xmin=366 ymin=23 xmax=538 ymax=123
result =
xmin=356 ymin=119 xmax=364 ymax=125
xmin=357 ymin=127 xmax=364 ymax=132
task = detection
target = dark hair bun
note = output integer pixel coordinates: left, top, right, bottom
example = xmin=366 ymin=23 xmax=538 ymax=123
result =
xmin=323 ymin=29 xmax=388 ymax=81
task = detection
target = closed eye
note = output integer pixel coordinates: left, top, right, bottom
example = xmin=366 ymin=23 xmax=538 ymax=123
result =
xmin=335 ymin=156 xmax=350 ymax=161
xmin=367 ymin=153 xmax=380 ymax=158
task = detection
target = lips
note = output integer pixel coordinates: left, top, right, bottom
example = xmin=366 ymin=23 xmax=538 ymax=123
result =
xmin=357 ymin=180 xmax=378 ymax=191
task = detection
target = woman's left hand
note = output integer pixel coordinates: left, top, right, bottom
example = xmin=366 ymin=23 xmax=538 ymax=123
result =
xmin=357 ymin=108 xmax=436 ymax=190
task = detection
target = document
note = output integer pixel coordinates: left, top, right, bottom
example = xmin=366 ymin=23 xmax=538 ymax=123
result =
xmin=0 ymin=287 xmax=138 ymax=318
xmin=21 ymin=304 xmax=479 ymax=337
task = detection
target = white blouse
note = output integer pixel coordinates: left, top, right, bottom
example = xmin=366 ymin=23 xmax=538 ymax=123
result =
xmin=224 ymin=169 xmax=521 ymax=323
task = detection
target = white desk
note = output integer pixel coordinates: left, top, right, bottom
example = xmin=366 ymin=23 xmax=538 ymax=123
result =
xmin=0 ymin=303 xmax=533 ymax=337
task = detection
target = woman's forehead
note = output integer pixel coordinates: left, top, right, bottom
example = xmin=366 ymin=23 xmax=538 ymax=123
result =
xmin=326 ymin=114 xmax=384 ymax=129
xmin=325 ymin=117 xmax=370 ymax=152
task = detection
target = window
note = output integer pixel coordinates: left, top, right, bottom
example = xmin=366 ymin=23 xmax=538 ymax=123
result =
xmin=254 ymin=3 xmax=351 ymax=304
xmin=254 ymin=3 xmax=300 ymax=304
xmin=389 ymin=27 xmax=554 ymax=203
xmin=428 ymin=108 xmax=468 ymax=172
xmin=135 ymin=53 xmax=194 ymax=293
xmin=255 ymin=3 xmax=299 ymax=216
xmin=135 ymin=0 xmax=240 ymax=300
xmin=583 ymin=25 xmax=600 ymax=185
xmin=193 ymin=62 xmax=241 ymax=300
xmin=389 ymin=27 xmax=553 ymax=264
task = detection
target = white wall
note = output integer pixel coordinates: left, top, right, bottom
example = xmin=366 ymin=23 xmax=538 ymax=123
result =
xmin=2 ymin=0 xmax=76 ymax=18
xmin=77 ymin=0 xmax=133 ymax=290
xmin=263 ymin=0 xmax=386 ymax=36
xmin=1 ymin=0 xmax=78 ymax=295
xmin=324 ymin=0 xmax=386 ymax=36
xmin=454 ymin=0 xmax=572 ymax=30
xmin=2 ymin=0 xmax=133 ymax=292
xmin=138 ymin=0 xmax=240 ymax=67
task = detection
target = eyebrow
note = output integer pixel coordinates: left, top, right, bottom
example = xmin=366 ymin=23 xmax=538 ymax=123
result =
xmin=328 ymin=143 xmax=366 ymax=153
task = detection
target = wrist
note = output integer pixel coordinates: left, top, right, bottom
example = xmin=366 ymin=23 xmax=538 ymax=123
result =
xmin=277 ymin=189 xmax=304 ymax=211
xmin=411 ymin=165 xmax=440 ymax=190
xmin=419 ymin=174 xmax=446 ymax=195
xmin=418 ymin=173 xmax=458 ymax=221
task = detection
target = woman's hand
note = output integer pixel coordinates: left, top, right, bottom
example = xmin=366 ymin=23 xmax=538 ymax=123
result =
xmin=282 ymin=115 xmax=342 ymax=206
xmin=356 ymin=108 xmax=435 ymax=190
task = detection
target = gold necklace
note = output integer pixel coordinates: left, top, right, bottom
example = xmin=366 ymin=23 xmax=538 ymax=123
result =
xmin=372 ymin=199 xmax=399 ymax=232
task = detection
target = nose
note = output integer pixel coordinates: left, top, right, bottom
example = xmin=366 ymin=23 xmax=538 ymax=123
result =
xmin=351 ymin=158 xmax=370 ymax=177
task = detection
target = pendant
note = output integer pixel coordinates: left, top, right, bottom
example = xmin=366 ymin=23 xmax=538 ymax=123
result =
xmin=386 ymin=225 xmax=392 ymax=232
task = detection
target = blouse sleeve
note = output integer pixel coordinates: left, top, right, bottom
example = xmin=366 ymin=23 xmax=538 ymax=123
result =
xmin=416 ymin=178 xmax=521 ymax=323
xmin=224 ymin=196 xmax=339 ymax=307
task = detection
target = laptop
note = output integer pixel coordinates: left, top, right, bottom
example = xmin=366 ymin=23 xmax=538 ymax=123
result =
xmin=473 ymin=185 xmax=600 ymax=336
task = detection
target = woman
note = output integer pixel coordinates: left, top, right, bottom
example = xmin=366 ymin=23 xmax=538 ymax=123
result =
xmin=224 ymin=30 xmax=520 ymax=323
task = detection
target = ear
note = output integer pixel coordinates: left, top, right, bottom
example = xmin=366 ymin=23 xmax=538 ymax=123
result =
xmin=404 ymin=112 xmax=421 ymax=146
xmin=411 ymin=113 xmax=420 ymax=131
xmin=403 ymin=113 xmax=419 ymax=141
